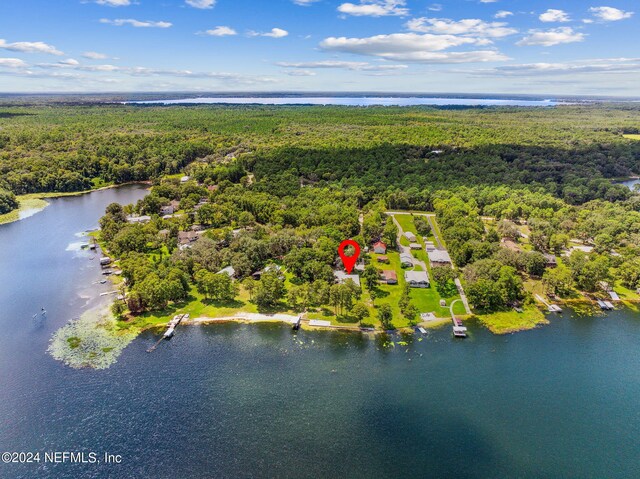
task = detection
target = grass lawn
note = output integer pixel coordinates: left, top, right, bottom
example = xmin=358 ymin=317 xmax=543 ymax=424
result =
xmin=623 ymin=134 xmax=640 ymax=140
xmin=477 ymin=305 xmax=548 ymax=334
xmin=0 ymin=197 xmax=49 ymax=225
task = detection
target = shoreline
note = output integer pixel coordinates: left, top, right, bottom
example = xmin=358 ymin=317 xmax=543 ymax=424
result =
xmin=0 ymin=181 xmax=152 ymax=226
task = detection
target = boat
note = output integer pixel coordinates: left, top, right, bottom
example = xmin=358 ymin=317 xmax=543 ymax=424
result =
xmin=163 ymin=327 xmax=175 ymax=339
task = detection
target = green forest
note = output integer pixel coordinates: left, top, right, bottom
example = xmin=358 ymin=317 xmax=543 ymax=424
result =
xmin=2 ymin=102 xmax=640 ymax=331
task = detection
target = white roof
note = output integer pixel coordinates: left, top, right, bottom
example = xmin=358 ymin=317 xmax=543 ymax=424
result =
xmin=405 ymin=270 xmax=430 ymax=283
xmin=217 ymin=266 xmax=236 ymax=277
xmin=309 ymin=320 xmax=332 ymax=327
xmin=428 ymin=249 xmax=452 ymax=263
xmin=334 ymin=271 xmax=361 ymax=287
xmin=609 ymin=291 xmax=620 ymax=301
xmin=404 ymin=231 xmax=416 ymax=239
xmin=400 ymin=253 xmax=414 ymax=263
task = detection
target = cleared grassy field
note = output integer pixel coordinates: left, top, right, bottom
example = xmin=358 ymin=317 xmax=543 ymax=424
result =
xmin=0 ymin=197 xmax=48 ymax=225
xmin=477 ymin=305 xmax=548 ymax=334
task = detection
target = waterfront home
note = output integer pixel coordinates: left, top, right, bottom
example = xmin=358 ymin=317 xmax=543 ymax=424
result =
xmin=404 ymin=231 xmax=417 ymax=242
xmin=334 ymin=270 xmax=361 ymax=288
xmin=373 ymin=241 xmax=387 ymax=254
xmin=405 ymin=270 xmax=430 ymax=288
xmin=160 ymin=205 xmax=174 ymax=216
xmin=380 ymin=270 xmax=398 ymax=285
xmin=126 ymin=215 xmax=151 ymax=224
xmin=377 ymin=255 xmax=389 ymax=264
xmin=428 ymin=249 xmax=452 ymax=266
xmin=217 ymin=266 xmax=236 ymax=278
xmin=100 ymin=257 xmax=112 ymax=267
xmin=400 ymin=253 xmax=414 ymax=267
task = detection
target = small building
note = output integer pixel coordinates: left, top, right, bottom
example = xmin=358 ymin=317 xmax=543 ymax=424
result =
xmin=252 ymin=264 xmax=283 ymax=280
xmin=373 ymin=241 xmax=387 ymax=254
xmin=99 ymin=257 xmax=112 ymax=266
xmin=405 ymin=270 xmax=430 ymax=288
xmin=543 ymin=254 xmax=558 ymax=268
xmin=180 ymin=176 xmax=190 ymax=183
xmin=207 ymin=185 xmax=219 ymax=192
xmin=160 ymin=205 xmax=175 ymax=216
xmin=428 ymin=249 xmax=452 ymax=266
xmin=377 ymin=255 xmax=389 ymax=264
xmin=400 ymin=253 xmax=414 ymax=268
xmin=334 ymin=271 xmax=361 ymax=288
xmin=609 ymin=291 xmax=621 ymax=301
xmin=178 ymin=231 xmax=199 ymax=246
xmin=126 ymin=215 xmax=151 ymax=224
xmin=424 ymin=241 xmax=436 ymax=251
xmin=410 ymin=243 xmax=422 ymax=251
xmin=380 ymin=270 xmax=398 ymax=285
xmin=404 ymin=231 xmax=417 ymax=242
xmin=217 ymin=266 xmax=236 ymax=277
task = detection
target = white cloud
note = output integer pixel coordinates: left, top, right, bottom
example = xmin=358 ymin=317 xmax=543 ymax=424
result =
xmin=248 ymin=28 xmax=289 ymax=38
xmin=473 ymin=58 xmax=640 ymax=76
xmin=428 ymin=4 xmax=442 ymax=12
xmin=0 ymin=58 xmax=28 ymax=68
xmin=82 ymin=51 xmax=108 ymax=59
xmin=203 ymin=26 xmax=237 ymax=36
xmin=95 ymin=0 xmax=132 ymax=6
xmin=99 ymin=18 xmax=172 ymax=28
xmin=494 ymin=11 xmax=513 ymax=19
xmin=406 ymin=17 xmax=517 ymax=38
xmin=517 ymin=27 xmax=585 ymax=47
xmin=292 ymin=0 xmax=319 ymax=5
xmin=589 ymin=6 xmax=633 ymax=21
xmin=59 ymin=58 xmax=80 ymax=66
xmin=539 ymin=9 xmax=571 ymax=22
xmin=0 ymin=39 xmax=64 ymax=55
xmin=185 ymin=0 xmax=216 ymax=9
xmin=479 ymin=0 xmax=498 ymax=3
xmin=338 ymin=0 xmax=409 ymax=17
xmin=277 ymin=60 xmax=408 ymax=71
xmin=320 ymin=33 xmax=508 ymax=63
xmin=284 ymin=69 xmax=316 ymax=76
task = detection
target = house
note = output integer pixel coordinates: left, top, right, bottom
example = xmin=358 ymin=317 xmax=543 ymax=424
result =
xmin=428 ymin=249 xmax=452 ymax=266
xmin=207 ymin=185 xmax=219 ymax=192
xmin=178 ymin=231 xmax=199 ymax=246
xmin=377 ymin=255 xmax=389 ymax=264
xmin=373 ymin=241 xmax=387 ymax=254
xmin=410 ymin=243 xmax=422 ymax=251
xmin=403 ymin=231 xmax=417 ymax=242
xmin=217 ymin=266 xmax=236 ymax=278
xmin=405 ymin=270 xmax=430 ymax=288
xmin=400 ymin=253 xmax=414 ymax=267
xmin=501 ymin=239 xmax=521 ymax=252
xmin=380 ymin=270 xmax=398 ymax=285
xmin=252 ymin=264 xmax=283 ymax=280
xmin=160 ymin=204 xmax=175 ymax=216
xmin=543 ymin=254 xmax=558 ymax=268
xmin=99 ymin=257 xmax=112 ymax=267
xmin=126 ymin=215 xmax=151 ymax=224
xmin=424 ymin=241 xmax=436 ymax=251
xmin=334 ymin=271 xmax=361 ymax=288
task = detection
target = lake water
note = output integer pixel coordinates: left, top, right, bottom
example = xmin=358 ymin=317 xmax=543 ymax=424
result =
xmin=621 ymin=178 xmax=640 ymax=190
xmin=2 ymin=186 xmax=640 ymax=478
xmin=129 ymin=97 xmax=559 ymax=107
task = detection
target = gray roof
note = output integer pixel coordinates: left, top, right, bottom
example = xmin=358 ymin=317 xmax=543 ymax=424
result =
xmin=405 ymin=270 xmax=430 ymax=284
xmin=334 ymin=271 xmax=361 ymax=287
xmin=428 ymin=249 xmax=452 ymax=263
xmin=400 ymin=253 xmax=414 ymax=264
xmin=217 ymin=266 xmax=236 ymax=277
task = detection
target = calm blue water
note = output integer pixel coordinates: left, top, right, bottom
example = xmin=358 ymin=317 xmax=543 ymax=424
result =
xmin=2 ymin=186 xmax=640 ymax=478
xmin=129 ymin=97 xmax=559 ymax=107
xmin=621 ymin=178 xmax=640 ymax=190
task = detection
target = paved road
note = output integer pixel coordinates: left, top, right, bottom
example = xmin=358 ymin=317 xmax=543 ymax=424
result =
xmin=389 ymin=214 xmax=427 ymax=271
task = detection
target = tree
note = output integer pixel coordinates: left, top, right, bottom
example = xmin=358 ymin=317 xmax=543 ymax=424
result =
xmin=466 ymin=279 xmax=504 ymax=312
xmin=243 ymin=278 xmax=257 ymax=300
xmin=111 ymin=300 xmax=126 ymax=320
xmin=414 ymin=216 xmax=431 ymax=236
xmin=363 ymin=264 xmax=380 ymax=291
xmin=377 ymin=303 xmax=393 ymax=330
xmin=543 ymin=265 xmax=574 ymax=297
xmin=618 ymin=259 xmax=640 ymax=290
xmin=432 ymin=265 xmax=456 ymax=286
xmin=254 ymin=270 xmax=285 ymax=307
xmin=382 ymin=219 xmax=398 ymax=248
xmin=352 ymin=303 xmax=369 ymax=325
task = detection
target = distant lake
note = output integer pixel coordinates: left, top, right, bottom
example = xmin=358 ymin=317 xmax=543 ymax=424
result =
xmin=621 ymin=178 xmax=640 ymax=190
xmin=128 ymin=97 xmax=560 ymax=107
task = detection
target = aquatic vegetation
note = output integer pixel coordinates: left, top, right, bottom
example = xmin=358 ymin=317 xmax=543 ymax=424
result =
xmin=48 ymin=305 xmax=139 ymax=369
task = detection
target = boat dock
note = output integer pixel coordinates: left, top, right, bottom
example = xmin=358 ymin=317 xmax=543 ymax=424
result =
xmin=147 ymin=314 xmax=189 ymax=353
xmin=597 ymin=300 xmax=615 ymax=310
xmin=452 ymin=317 xmax=467 ymax=338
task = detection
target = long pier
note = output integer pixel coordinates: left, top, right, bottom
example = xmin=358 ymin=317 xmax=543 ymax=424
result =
xmin=147 ymin=314 xmax=188 ymax=353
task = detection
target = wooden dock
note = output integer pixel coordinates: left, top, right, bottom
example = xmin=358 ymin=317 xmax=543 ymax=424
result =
xmin=147 ymin=314 xmax=189 ymax=353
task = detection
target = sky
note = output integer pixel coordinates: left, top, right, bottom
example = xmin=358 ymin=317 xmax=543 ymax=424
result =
xmin=0 ymin=0 xmax=639 ymax=95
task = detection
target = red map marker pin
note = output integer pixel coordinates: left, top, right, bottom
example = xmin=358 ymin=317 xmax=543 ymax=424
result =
xmin=338 ymin=240 xmax=361 ymax=274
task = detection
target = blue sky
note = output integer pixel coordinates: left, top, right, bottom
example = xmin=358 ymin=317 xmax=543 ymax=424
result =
xmin=0 ymin=0 xmax=638 ymax=95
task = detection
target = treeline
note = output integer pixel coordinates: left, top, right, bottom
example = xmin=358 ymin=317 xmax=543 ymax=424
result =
xmin=0 ymin=188 xmax=18 ymax=214
xmin=1 ymin=104 xmax=640 ymax=213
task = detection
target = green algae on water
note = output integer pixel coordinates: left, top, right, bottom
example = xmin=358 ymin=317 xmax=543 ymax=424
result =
xmin=48 ymin=305 xmax=139 ymax=369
